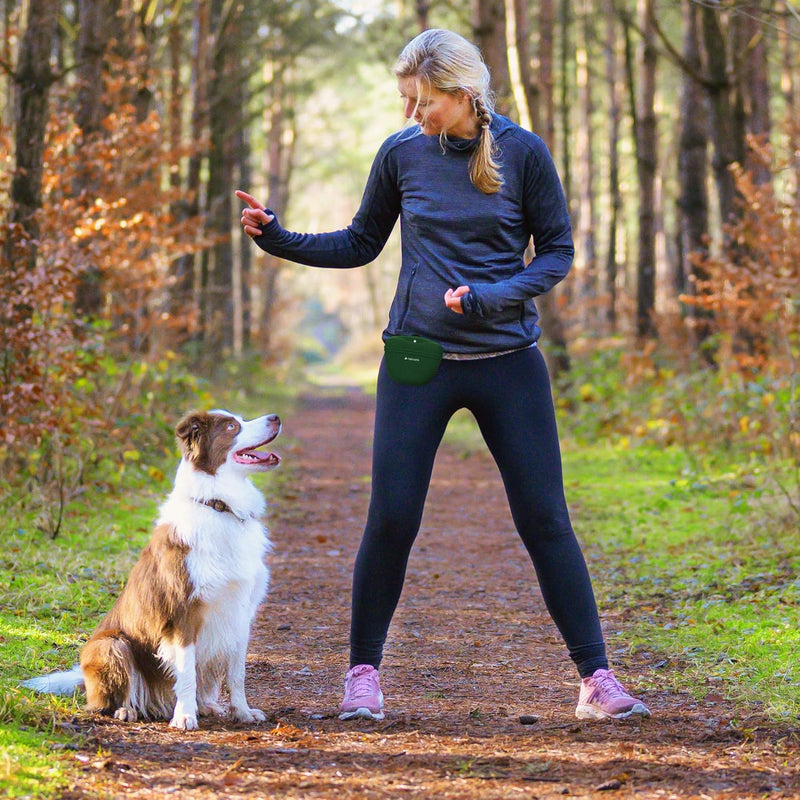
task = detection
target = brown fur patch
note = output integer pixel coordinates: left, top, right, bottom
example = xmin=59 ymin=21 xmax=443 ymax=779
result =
xmin=79 ymin=523 xmax=207 ymax=717
xmin=175 ymin=412 xmax=241 ymax=475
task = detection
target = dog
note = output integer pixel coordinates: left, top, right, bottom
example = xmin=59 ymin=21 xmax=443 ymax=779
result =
xmin=22 ymin=409 xmax=281 ymax=730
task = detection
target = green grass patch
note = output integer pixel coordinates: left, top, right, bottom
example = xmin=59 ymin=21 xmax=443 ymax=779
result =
xmin=560 ymin=441 xmax=798 ymax=719
xmin=0 ymin=489 xmax=163 ymax=798
xmin=0 ymin=724 xmax=78 ymax=798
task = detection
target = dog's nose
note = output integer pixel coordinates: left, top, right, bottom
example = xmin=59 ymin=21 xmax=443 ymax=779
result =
xmin=267 ymin=414 xmax=280 ymax=424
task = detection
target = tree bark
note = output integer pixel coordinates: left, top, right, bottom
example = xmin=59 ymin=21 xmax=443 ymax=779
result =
xmin=203 ymin=0 xmax=246 ymax=357
xmin=778 ymin=1 xmax=799 ymax=208
xmin=677 ymin=0 xmax=709 ymax=295
xmin=575 ymin=0 xmax=598 ymax=326
xmin=537 ymin=0 xmax=571 ymax=376
xmin=739 ymin=1 xmax=772 ymax=185
xmin=676 ymin=0 xmax=713 ymax=354
xmin=472 ymin=0 xmax=512 ymax=116
xmin=503 ymin=0 xmax=537 ymax=130
xmin=602 ymin=0 xmax=622 ymax=333
xmin=701 ymin=2 xmax=745 ymax=229
xmin=5 ymin=0 xmax=59 ymax=271
xmin=634 ymin=0 xmax=658 ymax=339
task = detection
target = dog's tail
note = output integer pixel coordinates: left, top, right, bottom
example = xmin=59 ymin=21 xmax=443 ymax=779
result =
xmin=20 ymin=666 xmax=84 ymax=696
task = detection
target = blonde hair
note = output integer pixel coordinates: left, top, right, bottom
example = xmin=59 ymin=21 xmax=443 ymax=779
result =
xmin=393 ymin=29 xmax=503 ymax=195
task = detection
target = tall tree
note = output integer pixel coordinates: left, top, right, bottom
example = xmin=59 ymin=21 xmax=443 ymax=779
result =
xmin=472 ymin=0 xmax=512 ymax=114
xmin=701 ymin=2 xmax=746 ymax=230
xmin=536 ymin=0 xmax=571 ymax=375
xmin=504 ymin=0 xmax=537 ymax=129
xmin=171 ymin=0 xmax=210 ymax=338
xmin=73 ymin=0 xmax=123 ymax=315
xmin=575 ymin=0 xmax=598 ymax=325
xmin=676 ymin=0 xmax=709 ymax=299
xmin=739 ymin=0 xmax=772 ymax=186
xmin=602 ymin=0 xmax=622 ymax=332
xmin=204 ymin=0 xmax=253 ymax=355
xmin=4 ymin=0 xmax=59 ymax=271
xmin=634 ymin=0 xmax=658 ymax=338
xmin=778 ymin=0 xmax=799 ymax=207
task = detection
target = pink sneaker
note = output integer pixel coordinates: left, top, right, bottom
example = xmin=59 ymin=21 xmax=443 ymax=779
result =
xmin=339 ymin=664 xmax=385 ymax=721
xmin=576 ymin=668 xmax=651 ymax=720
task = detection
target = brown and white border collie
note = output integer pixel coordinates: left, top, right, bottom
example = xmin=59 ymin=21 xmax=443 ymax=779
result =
xmin=22 ymin=410 xmax=281 ymax=730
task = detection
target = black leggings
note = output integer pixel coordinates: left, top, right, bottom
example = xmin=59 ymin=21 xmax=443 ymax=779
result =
xmin=350 ymin=345 xmax=608 ymax=679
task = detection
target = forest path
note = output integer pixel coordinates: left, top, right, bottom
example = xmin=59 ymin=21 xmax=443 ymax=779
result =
xmin=64 ymin=388 xmax=798 ymax=799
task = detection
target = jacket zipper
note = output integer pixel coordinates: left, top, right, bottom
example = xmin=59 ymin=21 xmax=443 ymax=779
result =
xmin=398 ymin=264 xmax=417 ymax=332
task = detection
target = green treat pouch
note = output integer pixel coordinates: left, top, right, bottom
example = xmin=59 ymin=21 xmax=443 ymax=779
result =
xmin=384 ymin=335 xmax=443 ymax=385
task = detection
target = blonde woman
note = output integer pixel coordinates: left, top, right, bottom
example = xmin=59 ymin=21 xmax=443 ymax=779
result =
xmin=237 ymin=28 xmax=650 ymax=723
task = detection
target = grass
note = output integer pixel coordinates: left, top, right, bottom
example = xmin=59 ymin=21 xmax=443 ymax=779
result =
xmin=0 ymin=482 xmax=165 ymax=798
xmin=560 ymin=441 xmax=799 ymax=720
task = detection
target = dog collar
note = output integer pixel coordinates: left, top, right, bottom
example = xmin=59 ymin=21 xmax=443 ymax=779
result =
xmin=192 ymin=497 xmax=248 ymax=522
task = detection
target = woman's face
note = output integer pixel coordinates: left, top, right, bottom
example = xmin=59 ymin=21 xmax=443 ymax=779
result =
xmin=397 ymin=76 xmax=478 ymax=139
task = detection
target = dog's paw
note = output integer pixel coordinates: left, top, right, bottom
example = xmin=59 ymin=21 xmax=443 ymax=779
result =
xmin=113 ymin=707 xmax=138 ymax=722
xmin=198 ymin=699 xmax=225 ymax=717
xmin=169 ymin=713 xmax=199 ymax=730
xmin=231 ymin=706 xmax=266 ymax=724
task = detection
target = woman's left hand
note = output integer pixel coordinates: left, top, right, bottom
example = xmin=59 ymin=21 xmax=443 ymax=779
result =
xmin=444 ymin=286 xmax=470 ymax=314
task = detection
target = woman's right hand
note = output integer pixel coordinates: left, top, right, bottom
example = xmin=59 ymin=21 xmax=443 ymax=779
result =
xmin=236 ymin=190 xmax=274 ymax=237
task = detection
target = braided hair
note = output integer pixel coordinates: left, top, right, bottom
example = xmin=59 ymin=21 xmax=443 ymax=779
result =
xmin=394 ymin=29 xmax=503 ymax=195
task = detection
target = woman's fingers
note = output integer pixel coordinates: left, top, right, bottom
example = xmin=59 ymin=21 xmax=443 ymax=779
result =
xmin=236 ymin=190 xmax=274 ymax=236
xmin=444 ymin=286 xmax=470 ymax=314
xmin=235 ymin=189 xmax=261 ymax=209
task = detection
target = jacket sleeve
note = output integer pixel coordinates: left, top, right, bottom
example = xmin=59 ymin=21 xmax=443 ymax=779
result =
xmin=251 ymin=140 xmax=401 ymax=269
xmin=461 ymin=137 xmax=574 ymax=318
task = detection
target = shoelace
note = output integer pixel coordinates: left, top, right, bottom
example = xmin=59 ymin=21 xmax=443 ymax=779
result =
xmin=588 ymin=670 xmax=629 ymax=701
xmin=346 ymin=667 xmax=378 ymax=700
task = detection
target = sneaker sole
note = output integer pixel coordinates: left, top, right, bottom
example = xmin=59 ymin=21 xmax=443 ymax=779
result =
xmin=338 ymin=707 xmax=385 ymax=721
xmin=575 ymin=702 xmax=651 ymax=721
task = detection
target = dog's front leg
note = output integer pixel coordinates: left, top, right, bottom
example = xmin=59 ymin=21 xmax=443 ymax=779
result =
xmin=169 ymin=642 xmax=199 ymax=730
xmin=227 ymin=641 xmax=265 ymax=724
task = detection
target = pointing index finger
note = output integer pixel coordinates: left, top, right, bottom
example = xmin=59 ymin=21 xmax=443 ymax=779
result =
xmin=235 ymin=190 xmax=261 ymax=209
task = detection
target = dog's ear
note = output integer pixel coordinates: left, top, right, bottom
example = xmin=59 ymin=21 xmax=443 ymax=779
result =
xmin=175 ymin=413 xmax=207 ymax=460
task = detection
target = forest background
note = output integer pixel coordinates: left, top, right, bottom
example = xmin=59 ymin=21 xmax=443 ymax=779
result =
xmin=0 ymin=0 xmax=798 ymax=791
xmin=2 ymin=0 xmax=799 ymax=502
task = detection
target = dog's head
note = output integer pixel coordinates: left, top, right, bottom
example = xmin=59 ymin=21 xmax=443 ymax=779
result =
xmin=175 ymin=410 xmax=281 ymax=476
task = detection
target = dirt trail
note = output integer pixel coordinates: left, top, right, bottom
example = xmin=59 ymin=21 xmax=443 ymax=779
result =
xmin=63 ymin=389 xmax=798 ymax=799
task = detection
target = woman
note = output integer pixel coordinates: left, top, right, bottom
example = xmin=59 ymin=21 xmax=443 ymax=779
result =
xmin=237 ymin=28 xmax=650 ymax=723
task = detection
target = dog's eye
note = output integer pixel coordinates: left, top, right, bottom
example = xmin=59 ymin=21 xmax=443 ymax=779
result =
xmin=227 ymin=422 xmax=237 ymax=431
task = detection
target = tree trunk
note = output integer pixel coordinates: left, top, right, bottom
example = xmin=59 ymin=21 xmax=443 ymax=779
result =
xmin=75 ymin=0 xmax=115 ymax=136
xmin=252 ymin=62 xmax=296 ymax=354
xmin=72 ymin=0 xmax=122 ymax=315
xmin=472 ymin=0 xmax=512 ymax=116
xmin=558 ymin=0 xmax=572 ymax=204
xmin=537 ymin=0 xmax=571 ymax=376
xmin=602 ymin=0 xmax=622 ymax=333
xmin=416 ymin=0 xmax=430 ymax=31
xmin=701 ymin=2 xmax=745 ymax=229
xmin=5 ymin=0 xmax=59 ymax=271
xmin=778 ymin=1 xmax=799 ymax=208
xmin=677 ymin=1 xmax=709 ymax=290
xmin=739 ymin=1 xmax=772 ymax=185
xmin=175 ymin=0 xmax=210 ymax=342
xmin=575 ymin=0 xmax=598 ymax=327
xmin=503 ymin=0 xmax=537 ymax=130
xmin=203 ymin=0 xmax=241 ymax=357
xmin=539 ymin=0 xmax=556 ymax=147
xmin=634 ymin=0 xmax=658 ymax=339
